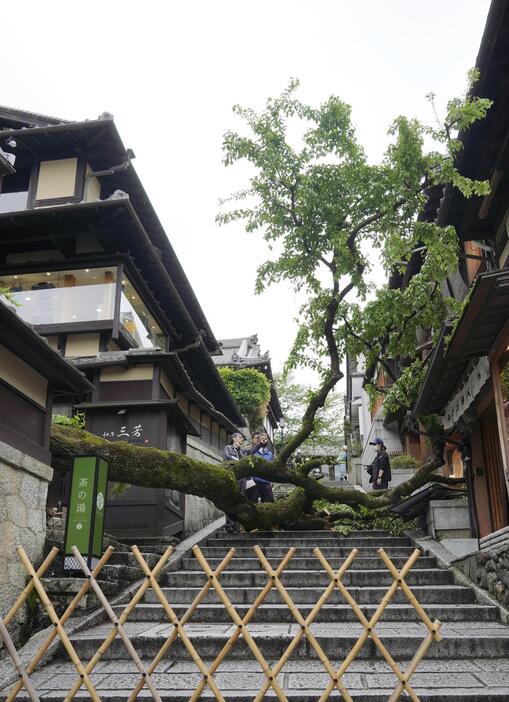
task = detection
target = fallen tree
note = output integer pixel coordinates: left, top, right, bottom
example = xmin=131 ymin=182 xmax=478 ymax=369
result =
xmin=51 ymin=76 xmax=489 ymax=531
xmin=51 ymin=421 xmax=448 ymax=531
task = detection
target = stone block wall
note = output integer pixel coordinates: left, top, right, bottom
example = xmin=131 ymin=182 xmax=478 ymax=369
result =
xmin=454 ymin=539 xmax=509 ymax=609
xmin=0 ymin=440 xmax=52 ymax=645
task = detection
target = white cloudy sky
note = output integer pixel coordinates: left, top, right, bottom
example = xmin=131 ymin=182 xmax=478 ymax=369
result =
xmin=1 ymin=0 xmax=491 ymax=380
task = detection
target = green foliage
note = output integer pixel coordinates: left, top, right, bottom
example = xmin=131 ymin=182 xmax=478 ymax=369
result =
xmin=313 ymin=500 xmax=356 ymax=515
xmin=445 ymin=285 xmax=474 ymax=348
xmin=314 ymin=500 xmax=415 ymax=536
xmin=218 ymin=367 xmax=271 ymax=430
xmin=274 ymin=372 xmax=344 ymax=451
xmin=381 ymin=361 xmax=427 ymax=418
xmin=52 ymin=412 xmax=86 ymax=429
xmin=109 ymin=482 xmax=130 ymax=499
xmin=500 ymin=362 xmax=509 ymax=401
xmin=0 ymin=286 xmax=19 ymax=306
xmin=391 ymin=454 xmax=420 ymax=471
xmin=218 ymin=75 xmax=491 ymax=417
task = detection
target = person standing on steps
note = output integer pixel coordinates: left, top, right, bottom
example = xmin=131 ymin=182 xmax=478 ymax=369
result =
xmin=368 ymin=438 xmax=392 ymax=490
xmin=245 ymin=431 xmax=261 ymax=455
xmin=251 ymin=432 xmax=275 ymax=503
xmin=335 ymin=445 xmax=348 ymax=481
xmin=223 ymin=431 xmax=254 ymax=532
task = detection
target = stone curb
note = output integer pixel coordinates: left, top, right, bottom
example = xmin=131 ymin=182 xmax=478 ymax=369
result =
xmin=0 ymin=517 xmax=225 ymax=691
xmin=405 ymin=528 xmax=509 ymax=625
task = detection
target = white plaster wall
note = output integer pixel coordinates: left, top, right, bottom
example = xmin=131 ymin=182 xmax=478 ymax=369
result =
xmin=36 ymin=158 xmax=77 ymax=200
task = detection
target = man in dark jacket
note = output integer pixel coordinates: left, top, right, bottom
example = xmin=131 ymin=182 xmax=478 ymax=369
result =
xmin=368 ymin=438 xmax=392 ymax=490
xmin=244 ymin=432 xmax=275 ymax=502
xmin=252 ymin=432 xmax=275 ymax=503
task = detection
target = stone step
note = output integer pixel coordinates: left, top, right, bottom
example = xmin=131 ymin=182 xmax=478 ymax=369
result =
xmin=182 ymin=556 xmax=439 ymax=571
xmin=145 ymin=584 xmax=476 ymax=605
xmin=41 ymin=577 xmax=119 ymax=597
xmin=45 ymin=530 xmax=133 ymax=553
xmin=209 ymin=530 xmax=393 ymax=539
xmin=208 ymin=536 xmax=411 ymax=547
xmin=113 ymin=539 xmax=180 ymax=556
xmin=7 ymin=658 xmax=509 ymax=701
xmin=116 ymin=602 xmax=499 ymax=623
xmin=129 ymin=543 xmax=177 ymax=555
xmin=107 ymin=551 xmax=162 ymax=568
xmin=96 ymin=563 xmax=146 ymax=583
xmin=67 ymin=620 xmax=509 ymax=660
xmin=197 ymin=545 xmax=421 ymax=559
xmin=164 ymin=568 xmax=454 ymax=588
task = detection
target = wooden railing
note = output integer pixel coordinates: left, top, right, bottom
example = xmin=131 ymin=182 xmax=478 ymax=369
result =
xmin=0 ymin=544 xmax=442 ymax=702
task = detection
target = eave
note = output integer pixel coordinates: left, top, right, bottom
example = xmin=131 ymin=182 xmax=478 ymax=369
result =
xmin=0 ymin=199 xmax=244 ymax=427
xmin=0 ymin=118 xmax=219 ymax=352
xmin=437 ymin=0 xmax=509 ymax=242
xmin=73 ymin=350 xmax=243 ymax=433
xmin=414 ymin=268 xmax=509 ymax=415
xmin=0 ymin=302 xmax=92 ymax=395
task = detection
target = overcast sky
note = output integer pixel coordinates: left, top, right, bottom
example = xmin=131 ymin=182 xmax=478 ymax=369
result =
xmin=1 ymin=0 xmax=491 ymax=382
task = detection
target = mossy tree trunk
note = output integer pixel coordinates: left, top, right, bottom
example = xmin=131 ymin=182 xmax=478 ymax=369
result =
xmin=50 ymin=424 xmax=451 ymax=531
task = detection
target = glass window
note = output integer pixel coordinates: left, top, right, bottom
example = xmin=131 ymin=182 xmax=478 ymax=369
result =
xmin=0 ymin=266 xmax=117 ymax=326
xmin=0 ymin=167 xmax=32 ymax=213
xmin=120 ymin=277 xmax=166 ymax=349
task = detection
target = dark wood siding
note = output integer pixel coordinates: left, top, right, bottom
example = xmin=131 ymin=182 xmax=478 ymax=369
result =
xmin=0 ymin=381 xmax=49 ymax=463
xmin=481 ymin=414 xmax=509 ymax=532
xmin=98 ymin=380 xmax=153 ymax=402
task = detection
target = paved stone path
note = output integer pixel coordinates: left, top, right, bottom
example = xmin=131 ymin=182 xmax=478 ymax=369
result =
xmin=2 ymin=529 xmax=509 ymax=700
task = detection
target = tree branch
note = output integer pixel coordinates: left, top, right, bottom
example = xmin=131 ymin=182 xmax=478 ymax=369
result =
xmin=50 ymin=424 xmax=392 ymax=532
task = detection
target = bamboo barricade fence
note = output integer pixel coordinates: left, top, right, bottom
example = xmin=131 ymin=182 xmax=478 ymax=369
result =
xmin=0 ymin=543 xmax=442 ymax=702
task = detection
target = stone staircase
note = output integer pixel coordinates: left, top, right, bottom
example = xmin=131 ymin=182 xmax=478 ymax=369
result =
xmin=3 ymin=529 xmax=509 ymax=700
xmin=38 ymin=534 xmax=179 ymax=620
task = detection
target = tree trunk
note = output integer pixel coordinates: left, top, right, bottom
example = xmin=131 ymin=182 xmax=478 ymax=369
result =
xmin=50 ymin=424 xmax=451 ymax=531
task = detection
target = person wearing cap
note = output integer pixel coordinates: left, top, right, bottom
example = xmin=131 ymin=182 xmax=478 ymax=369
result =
xmin=368 ymin=438 xmax=392 ymax=490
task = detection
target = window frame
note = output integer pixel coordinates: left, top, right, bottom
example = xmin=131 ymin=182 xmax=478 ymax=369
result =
xmin=30 ymin=156 xmax=87 ymax=208
xmin=0 ymin=256 xmax=170 ymax=352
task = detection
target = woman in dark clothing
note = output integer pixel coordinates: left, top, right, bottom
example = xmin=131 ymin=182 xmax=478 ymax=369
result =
xmin=368 ymin=438 xmax=392 ymax=490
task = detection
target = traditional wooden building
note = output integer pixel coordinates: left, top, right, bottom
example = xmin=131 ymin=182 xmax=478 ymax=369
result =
xmin=0 ymin=105 xmax=244 ymax=537
xmin=0 ymin=301 xmax=92 ymax=465
xmin=414 ymin=0 xmax=509 ymax=542
xmin=214 ymin=334 xmax=283 ymax=443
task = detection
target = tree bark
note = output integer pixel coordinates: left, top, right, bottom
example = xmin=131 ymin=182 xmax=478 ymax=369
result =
xmin=50 ymin=424 xmax=452 ymax=531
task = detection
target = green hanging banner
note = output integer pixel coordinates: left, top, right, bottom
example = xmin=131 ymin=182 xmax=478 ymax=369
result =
xmin=64 ymin=455 xmax=109 ymax=570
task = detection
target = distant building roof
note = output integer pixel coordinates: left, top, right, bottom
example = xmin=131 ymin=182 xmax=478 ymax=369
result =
xmin=214 ymin=334 xmax=283 ymax=422
xmin=216 ymin=334 xmax=270 ymax=367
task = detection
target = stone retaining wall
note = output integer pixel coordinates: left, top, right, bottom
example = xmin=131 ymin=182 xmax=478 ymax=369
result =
xmin=454 ymin=536 xmax=509 ymax=609
xmin=0 ymin=440 xmax=52 ymax=645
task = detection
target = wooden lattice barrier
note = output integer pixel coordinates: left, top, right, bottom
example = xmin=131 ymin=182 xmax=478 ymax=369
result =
xmin=0 ymin=542 xmax=442 ymax=702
